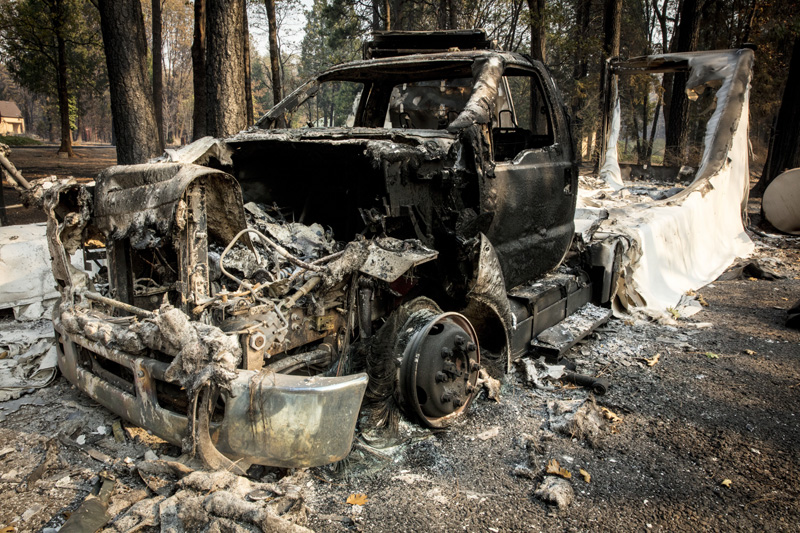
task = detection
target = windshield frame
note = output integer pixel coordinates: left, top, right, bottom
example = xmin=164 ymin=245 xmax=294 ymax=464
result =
xmin=256 ymin=54 xmax=508 ymax=131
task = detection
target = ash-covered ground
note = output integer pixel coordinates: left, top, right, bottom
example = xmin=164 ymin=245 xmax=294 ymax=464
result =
xmin=0 ymin=157 xmax=798 ymax=532
xmin=0 ymin=225 xmax=796 ymax=533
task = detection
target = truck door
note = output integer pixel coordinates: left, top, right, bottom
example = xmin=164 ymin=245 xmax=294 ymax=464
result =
xmin=485 ymin=65 xmax=578 ymax=289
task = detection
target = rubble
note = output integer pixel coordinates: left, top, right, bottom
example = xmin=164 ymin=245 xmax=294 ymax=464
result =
xmin=547 ymin=399 xmax=606 ymax=443
xmin=59 ymin=478 xmax=115 ymax=533
xmin=0 ymin=319 xmax=57 ymax=403
xmin=477 ymin=368 xmax=502 ymax=401
xmin=104 ymin=469 xmax=312 ymax=533
xmin=717 ymin=259 xmax=785 ymax=281
xmin=533 ymin=476 xmax=574 ymax=509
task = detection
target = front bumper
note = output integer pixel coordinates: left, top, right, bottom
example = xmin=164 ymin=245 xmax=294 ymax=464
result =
xmin=54 ymin=319 xmax=367 ymax=468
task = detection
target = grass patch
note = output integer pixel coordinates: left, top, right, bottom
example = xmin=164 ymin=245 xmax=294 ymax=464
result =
xmin=0 ymin=135 xmax=43 ymax=146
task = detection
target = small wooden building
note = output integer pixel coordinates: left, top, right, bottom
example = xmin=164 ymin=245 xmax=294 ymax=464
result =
xmin=0 ymin=101 xmax=25 ymax=135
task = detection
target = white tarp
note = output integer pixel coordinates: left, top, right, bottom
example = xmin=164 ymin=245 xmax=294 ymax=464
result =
xmin=589 ymin=50 xmax=755 ymax=318
xmin=0 ymin=223 xmax=60 ymax=320
xmin=0 ymin=223 xmax=92 ymax=320
xmin=599 ymin=81 xmax=624 ymax=192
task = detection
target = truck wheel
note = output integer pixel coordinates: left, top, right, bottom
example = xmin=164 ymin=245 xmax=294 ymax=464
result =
xmin=396 ymin=310 xmax=481 ymax=428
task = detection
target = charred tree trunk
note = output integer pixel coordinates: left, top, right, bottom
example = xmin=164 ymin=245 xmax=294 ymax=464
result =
xmin=653 ymin=0 xmax=673 ymax=152
xmin=206 ymin=0 xmax=247 ymax=138
xmin=192 ymin=0 xmax=207 ymax=140
xmin=243 ymin=5 xmax=253 ymax=126
xmin=527 ymin=0 xmax=546 ymax=63
xmin=152 ymin=0 xmax=165 ymax=150
xmin=264 ymin=0 xmax=282 ymax=108
xmin=571 ymin=0 xmax=591 ymax=162
xmin=754 ymin=36 xmax=800 ymax=196
xmin=740 ymin=0 xmax=757 ymax=45
xmin=645 ymin=94 xmax=662 ymax=163
xmin=47 ymin=0 xmax=73 ymax=157
xmin=97 ymin=0 xmax=161 ymax=164
xmin=56 ymin=31 xmax=73 ymax=157
xmin=602 ymin=0 xmax=622 ymax=61
xmin=660 ymin=73 xmax=673 ymax=140
xmin=664 ymin=0 xmax=700 ymax=168
xmin=595 ymin=0 xmax=621 ymax=170
xmin=639 ymin=91 xmax=648 ymax=163
xmin=372 ymin=0 xmax=381 ymax=30
xmin=573 ymin=0 xmax=590 ymax=75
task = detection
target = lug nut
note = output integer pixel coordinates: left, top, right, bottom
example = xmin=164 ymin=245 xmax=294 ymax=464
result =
xmin=470 ymin=361 xmax=481 ymax=372
xmin=466 ymin=384 xmax=475 ymax=393
xmin=454 ymin=335 xmax=465 ymax=348
xmin=435 ymin=371 xmax=448 ymax=383
xmin=440 ymin=392 xmax=452 ymax=403
xmin=467 ymin=341 xmax=477 ymax=353
xmin=453 ymin=397 xmax=463 ymax=407
xmin=249 ymin=332 xmax=267 ymax=350
xmin=441 ymin=347 xmax=452 ymax=358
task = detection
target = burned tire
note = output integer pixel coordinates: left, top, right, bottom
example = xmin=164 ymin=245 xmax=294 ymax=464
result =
xmin=396 ymin=310 xmax=481 ymax=428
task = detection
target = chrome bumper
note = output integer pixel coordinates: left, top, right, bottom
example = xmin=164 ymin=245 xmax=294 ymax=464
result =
xmin=54 ymin=321 xmax=367 ymax=468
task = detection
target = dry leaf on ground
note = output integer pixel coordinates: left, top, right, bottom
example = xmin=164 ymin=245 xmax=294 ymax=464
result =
xmin=721 ymin=479 xmax=732 ymax=487
xmin=745 ymin=349 xmax=756 ymax=355
xmin=705 ymin=352 xmax=720 ymax=359
xmin=601 ymin=407 xmax=622 ymax=423
xmin=546 ymin=459 xmax=572 ymax=479
xmin=644 ymin=353 xmax=660 ymax=367
xmin=579 ymin=468 xmax=591 ymax=483
xmin=346 ymin=493 xmax=368 ymax=505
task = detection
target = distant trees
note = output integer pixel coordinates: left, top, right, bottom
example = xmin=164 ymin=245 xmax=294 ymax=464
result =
xmin=0 ymin=0 xmax=794 ymax=174
xmin=247 ymin=0 xmax=302 ymax=117
xmin=0 ymin=0 xmax=102 ymax=156
xmin=161 ymin=0 xmax=194 ymax=145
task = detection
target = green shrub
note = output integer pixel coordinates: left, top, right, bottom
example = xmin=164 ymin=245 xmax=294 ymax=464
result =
xmin=0 ymin=135 xmax=43 ymax=146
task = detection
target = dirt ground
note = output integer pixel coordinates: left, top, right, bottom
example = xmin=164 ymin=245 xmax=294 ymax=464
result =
xmin=0 ymin=149 xmax=798 ymax=532
xmin=1 ymin=144 xmax=117 ymax=225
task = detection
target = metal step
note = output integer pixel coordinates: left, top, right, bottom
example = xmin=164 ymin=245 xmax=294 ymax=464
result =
xmin=529 ymin=303 xmax=612 ymax=362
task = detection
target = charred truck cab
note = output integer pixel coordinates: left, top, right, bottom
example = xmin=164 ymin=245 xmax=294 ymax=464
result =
xmin=46 ymin=30 xmax=609 ymax=470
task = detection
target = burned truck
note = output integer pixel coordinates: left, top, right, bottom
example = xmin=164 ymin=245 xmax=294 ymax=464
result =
xmin=45 ymin=30 xmax=614 ymax=470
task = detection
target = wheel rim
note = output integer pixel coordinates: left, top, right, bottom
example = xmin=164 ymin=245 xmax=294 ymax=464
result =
xmin=397 ymin=310 xmax=481 ymax=428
